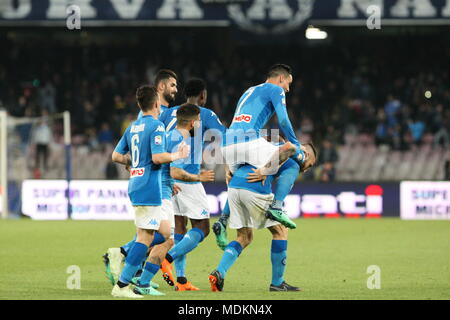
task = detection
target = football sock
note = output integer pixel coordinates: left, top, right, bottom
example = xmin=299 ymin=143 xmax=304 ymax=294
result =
xmin=138 ymin=262 xmax=160 ymax=288
xmin=271 ymin=240 xmax=287 ymax=286
xmin=272 ymin=159 xmax=300 ymax=209
xmin=118 ymin=242 xmax=148 ymax=284
xmin=174 ymin=233 xmax=187 ymax=278
xmin=167 ymin=228 xmax=204 ymax=261
xmin=150 ymin=232 xmax=165 ymax=247
xmin=217 ymin=241 xmax=243 ymax=278
xmin=120 ymin=234 xmax=137 ymax=256
xmin=219 ymin=200 xmax=230 ymax=222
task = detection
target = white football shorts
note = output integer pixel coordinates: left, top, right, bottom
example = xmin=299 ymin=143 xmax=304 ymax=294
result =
xmin=161 ymin=199 xmax=175 ymax=239
xmin=173 ymin=182 xmax=210 ymax=220
xmin=228 ymin=187 xmax=280 ymax=230
xmin=133 ymin=205 xmax=164 ymax=230
xmin=221 ymin=138 xmax=279 ymax=174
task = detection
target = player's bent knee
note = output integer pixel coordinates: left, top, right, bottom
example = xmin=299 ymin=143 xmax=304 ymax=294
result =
xmin=268 ymin=224 xmax=288 ymax=240
xmin=136 ymin=228 xmax=154 ymax=246
xmin=157 ymin=221 xmax=171 ymax=240
xmin=237 ymin=228 xmax=253 ymax=248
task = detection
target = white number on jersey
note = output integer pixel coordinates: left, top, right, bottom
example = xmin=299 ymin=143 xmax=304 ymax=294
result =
xmin=131 ymin=134 xmax=140 ymax=167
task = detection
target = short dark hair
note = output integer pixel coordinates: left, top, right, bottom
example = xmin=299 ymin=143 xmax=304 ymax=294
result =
xmin=177 ymin=104 xmax=200 ymax=126
xmin=184 ymin=78 xmax=206 ymax=98
xmin=267 ymin=64 xmax=292 ymax=79
xmin=300 ymin=142 xmax=318 ymax=172
xmin=136 ymin=85 xmax=158 ymax=112
xmin=155 ymin=69 xmax=178 ymax=87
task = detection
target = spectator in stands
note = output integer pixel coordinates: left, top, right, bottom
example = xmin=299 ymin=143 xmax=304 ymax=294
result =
xmin=316 ymin=139 xmax=339 ymax=182
xmin=97 ymin=122 xmax=114 ymax=145
xmin=408 ymin=116 xmax=425 ymax=145
xmin=33 ymin=113 xmax=52 ymax=172
xmin=384 ymin=94 xmax=401 ymax=129
xmin=38 ymin=80 xmax=56 ymax=114
xmin=317 ymin=162 xmax=335 ymax=182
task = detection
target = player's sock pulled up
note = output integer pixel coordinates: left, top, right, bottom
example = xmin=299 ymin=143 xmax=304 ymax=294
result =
xmin=272 ymin=159 xmax=300 ymax=208
xmin=168 ymin=228 xmax=205 ymax=260
xmin=138 ymin=262 xmax=160 ymax=287
xmin=150 ymin=232 xmax=165 ymax=247
xmin=271 ymin=240 xmax=287 ymax=286
xmin=120 ymin=235 xmax=137 ymax=256
xmin=118 ymin=242 xmax=148 ymax=285
xmin=217 ymin=241 xmax=243 ymax=278
xmin=174 ymin=233 xmax=187 ymax=278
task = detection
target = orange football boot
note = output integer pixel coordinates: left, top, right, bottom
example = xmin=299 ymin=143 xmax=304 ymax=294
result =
xmin=160 ymin=259 xmax=175 ymax=286
xmin=175 ymin=281 xmax=200 ymax=291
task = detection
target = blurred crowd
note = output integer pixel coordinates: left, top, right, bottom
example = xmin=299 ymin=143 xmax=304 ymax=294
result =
xmin=0 ymin=29 xmax=448 ymax=181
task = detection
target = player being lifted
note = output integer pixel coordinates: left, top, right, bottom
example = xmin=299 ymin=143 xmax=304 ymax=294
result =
xmin=209 ymin=143 xmax=317 ymax=292
xmin=214 ymin=64 xmax=307 ymax=249
xmin=110 ymin=85 xmax=189 ymax=298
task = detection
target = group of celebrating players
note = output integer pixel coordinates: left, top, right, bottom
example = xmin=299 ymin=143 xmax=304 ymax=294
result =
xmin=103 ymin=64 xmax=317 ymax=298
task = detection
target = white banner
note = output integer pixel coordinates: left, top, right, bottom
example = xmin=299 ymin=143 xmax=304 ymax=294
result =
xmin=22 ymin=180 xmax=134 ymax=220
xmin=400 ymin=181 xmax=450 ymax=220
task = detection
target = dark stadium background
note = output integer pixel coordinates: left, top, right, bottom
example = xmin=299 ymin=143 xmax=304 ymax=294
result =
xmin=0 ymin=0 xmax=448 ymax=220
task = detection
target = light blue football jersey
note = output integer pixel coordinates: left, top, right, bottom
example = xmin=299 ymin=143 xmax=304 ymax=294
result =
xmin=114 ymin=115 xmax=166 ymax=206
xmin=224 ymin=83 xmax=300 ymax=156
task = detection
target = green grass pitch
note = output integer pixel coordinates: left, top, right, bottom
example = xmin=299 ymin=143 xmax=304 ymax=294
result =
xmin=0 ymin=218 xmax=449 ymax=300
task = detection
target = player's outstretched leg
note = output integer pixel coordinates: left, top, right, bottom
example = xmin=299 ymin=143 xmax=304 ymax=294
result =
xmin=268 ymin=225 xmax=302 ymax=292
xmin=162 ymin=227 xmax=206 ymax=287
xmin=209 ymin=237 xmax=246 ymax=292
xmin=265 ymin=158 xmax=300 ymax=229
xmin=212 ymin=200 xmax=230 ymax=250
xmin=172 ymin=233 xmax=199 ymax=291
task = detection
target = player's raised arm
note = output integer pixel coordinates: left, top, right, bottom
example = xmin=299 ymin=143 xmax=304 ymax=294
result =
xmin=271 ymin=87 xmax=302 ymax=158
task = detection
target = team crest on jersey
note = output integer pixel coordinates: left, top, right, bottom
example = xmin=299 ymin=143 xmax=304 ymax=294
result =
xmin=227 ymin=0 xmax=315 ymax=35
xmin=233 ymin=114 xmax=252 ymax=123
xmin=130 ymin=168 xmax=145 ymax=178
xmin=154 ymin=135 xmax=162 ymax=145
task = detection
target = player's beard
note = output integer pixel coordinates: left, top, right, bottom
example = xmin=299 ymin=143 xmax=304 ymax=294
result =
xmin=163 ymin=91 xmax=175 ymax=104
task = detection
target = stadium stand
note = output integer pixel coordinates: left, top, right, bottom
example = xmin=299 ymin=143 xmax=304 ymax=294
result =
xmin=0 ymin=28 xmax=448 ymax=182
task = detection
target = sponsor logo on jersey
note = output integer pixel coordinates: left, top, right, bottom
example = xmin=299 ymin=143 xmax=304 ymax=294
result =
xmin=131 ymin=123 xmax=145 ymax=133
xmin=156 ymin=125 xmax=165 ymax=132
xmin=233 ymin=114 xmax=252 ymax=123
xmin=171 ymin=109 xmax=177 ymax=116
xmin=155 ymin=135 xmax=162 ymax=145
xmin=130 ymin=168 xmax=145 ymax=178
xmin=147 ymin=219 xmax=158 ymax=226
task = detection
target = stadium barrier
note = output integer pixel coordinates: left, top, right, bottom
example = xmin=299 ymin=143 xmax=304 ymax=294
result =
xmin=20 ymin=180 xmax=449 ymax=220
